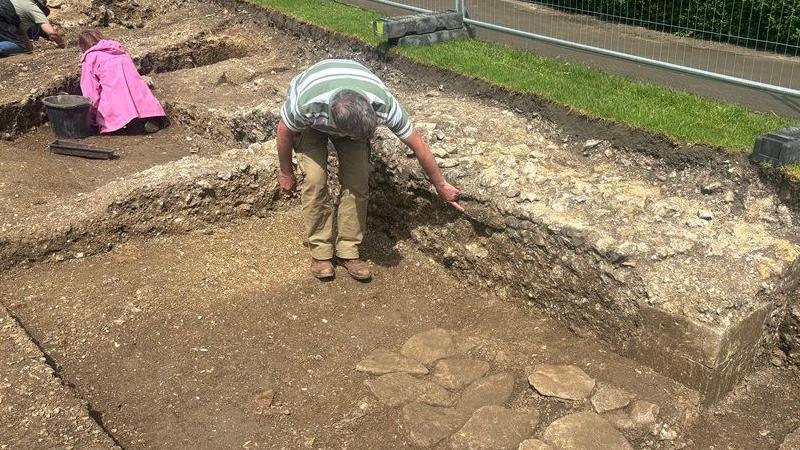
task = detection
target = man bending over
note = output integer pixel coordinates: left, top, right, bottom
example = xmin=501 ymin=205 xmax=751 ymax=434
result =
xmin=277 ymin=59 xmax=463 ymax=281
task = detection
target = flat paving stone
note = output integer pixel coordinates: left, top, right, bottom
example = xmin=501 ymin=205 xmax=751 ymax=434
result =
xmin=591 ymin=385 xmax=635 ymax=413
xmin=458 ymin=373 xmax=515 ymax=411
xmin=628 ymin=400 xmax=660 ymax=427
xmin=356 ymin=349 xmax=429 ymax=375
xmin=528 ymin=364 xmax=596 ymax=401
xmin=433 ymin=357 xmax=490 ymax=390
xmin=450 ymin=405 xmax=538 ymax=450
xmin=401 ymin=328 xmax=458 ymax=365
xmin=542 ymin=411 xmax=633 ymax=450
xmin=602 ymin=399 xmax=660 ymax=433
xmin=365 ymin=372 xmax=453 ymax=407
xmin=602 ymin=409 xmax=637 ymax=432
xmin=402 ymin=402 xmax=468 ymax=447
xmin=518 ymin=439 xmax=554 ymax=450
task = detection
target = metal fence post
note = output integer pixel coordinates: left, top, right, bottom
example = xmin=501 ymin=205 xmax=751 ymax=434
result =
xmin=455 ymin=0 xmax=465 ymax=17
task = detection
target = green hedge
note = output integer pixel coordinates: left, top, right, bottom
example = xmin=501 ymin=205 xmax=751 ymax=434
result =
xmin=533 ymin=0 xmax=800 ymax=54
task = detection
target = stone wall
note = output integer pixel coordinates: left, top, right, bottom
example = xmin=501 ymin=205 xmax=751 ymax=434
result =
xmin=365 ymin=125 xmax=800 ymax=403
xmin=780 ymin=298 xmax=800 ymax=365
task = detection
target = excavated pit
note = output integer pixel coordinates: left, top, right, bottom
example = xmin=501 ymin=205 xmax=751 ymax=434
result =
xmin=1 ymin=0 xmax=800 ymax=448
xmin=0 ymin=4 xmax=252 ymax=137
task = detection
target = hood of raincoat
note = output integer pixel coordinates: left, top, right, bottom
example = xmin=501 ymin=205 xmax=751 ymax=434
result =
xmin=81 ymin=39 xmax=126 ymax=62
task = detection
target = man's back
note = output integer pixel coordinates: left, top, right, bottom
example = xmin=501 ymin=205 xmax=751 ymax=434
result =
xmin=8 ymin=0 xmax=47 ymax=50
xmin=281 ymin=59 xmax=413 ymax=140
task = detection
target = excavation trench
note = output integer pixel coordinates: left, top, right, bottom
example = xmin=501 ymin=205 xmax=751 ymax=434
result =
xmin=1 ymin=0 xmax=800 ymax=448
xmin=0 ymin=32 xmax=252 ymax=138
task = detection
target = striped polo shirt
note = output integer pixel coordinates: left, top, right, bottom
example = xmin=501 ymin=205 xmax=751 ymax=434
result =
xmin=280 ymin=59 xmax=414 ymax=140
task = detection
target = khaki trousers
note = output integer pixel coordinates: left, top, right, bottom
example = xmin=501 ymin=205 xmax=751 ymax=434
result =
xmin=294 ymin=128 xmax=370 ymax=260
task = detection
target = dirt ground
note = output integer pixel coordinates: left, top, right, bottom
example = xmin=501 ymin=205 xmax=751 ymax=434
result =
xmin=0 ymin=124 xmax=229 ymax=222
xmin=0 ymin=210 xmax=798 ymax=448
xmin=0 ymin=211 xmax=669 ymax=447
xmin=1 ymin=0 xmax=799 ymax=448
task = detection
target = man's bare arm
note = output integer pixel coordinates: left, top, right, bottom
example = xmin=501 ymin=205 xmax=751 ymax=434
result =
xmin=276 ymin=119 xmax=297 ymax=192
xmin=402 ymin=128 xmax=464 ymax=212
xmin=40 ymin=23 xmax=64 ymax=48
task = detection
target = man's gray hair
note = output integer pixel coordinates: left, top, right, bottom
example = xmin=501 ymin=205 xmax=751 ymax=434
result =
xmin=331 ymin=89 xmax=378 ymax=139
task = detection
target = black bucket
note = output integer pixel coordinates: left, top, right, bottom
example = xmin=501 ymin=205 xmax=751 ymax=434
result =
xmin=42 ymin=95 xmax=94 ymax=139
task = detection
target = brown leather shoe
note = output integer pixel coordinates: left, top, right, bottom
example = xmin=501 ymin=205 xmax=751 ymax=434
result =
xmin=339 ymin=258 xmax=372 ymax=281
xmin=311 ymin=258 xmax=334 ymax=279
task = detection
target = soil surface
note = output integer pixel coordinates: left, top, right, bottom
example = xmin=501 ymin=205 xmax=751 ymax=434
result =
xmin=1 ymin=210 xmax=797 ymax=448
xmin=0 ymin=0 xmax=799 ymax=448
xmin=0 ymin=124 xmax=228 ymax=222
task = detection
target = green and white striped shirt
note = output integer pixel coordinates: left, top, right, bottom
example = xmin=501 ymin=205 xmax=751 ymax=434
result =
xmin=280 ymin=59 xmax=414 ymax=140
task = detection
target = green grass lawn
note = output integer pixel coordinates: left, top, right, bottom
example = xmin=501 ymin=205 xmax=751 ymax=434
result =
xmin=249 ymin=0 xmax=793 ymax=152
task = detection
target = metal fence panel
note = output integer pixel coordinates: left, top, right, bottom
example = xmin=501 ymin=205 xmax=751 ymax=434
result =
xmin=362 ymin=0 xmax=800 ymax=97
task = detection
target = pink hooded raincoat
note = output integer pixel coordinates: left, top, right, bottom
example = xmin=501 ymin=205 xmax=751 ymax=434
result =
xmin=80 ymin=39 xmax=165 ymax=133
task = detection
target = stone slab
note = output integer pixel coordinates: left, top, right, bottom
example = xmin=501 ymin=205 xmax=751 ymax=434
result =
xmin=433 ymin=358 xmax=490 ymax=390
xmin=601 ymin=399 xmax=660 ymax=434
xmin=518 ymin=439 xmax=554 ymax=450
xmin=625 ymin=302 xmax=776 ymax=405
xmin=402 ymin=402 xmax=468 ymax=447
xmin=628 ymin=400 xmax=660 ymax=427
xmin=356 ymin=349 xmax=429 ymax=375
xmin=458 ymin=373 xmax=515 ymax=411
xmin=365 ymin=372 xmax=453 ymax=407
xmin=529 ymin=365 xmax=595 ymax=401
xmin=542 ymin=412 xmax=633 ymax=450
xmin=401 ymin=328 xmax=458 ymax=365
xmin=450 ymin=405 xmax=539 ymax=450
xmin=591 ymin=385 xmax=635 ymax=413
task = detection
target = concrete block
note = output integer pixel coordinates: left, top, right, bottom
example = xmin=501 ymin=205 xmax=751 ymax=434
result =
xmin=397 ymin=28 xmax=469 ymax=46
xmin=375 ymin=11 xmax=463 ymax=41
xmin=752 ymin=126 xmax=800 ymax=165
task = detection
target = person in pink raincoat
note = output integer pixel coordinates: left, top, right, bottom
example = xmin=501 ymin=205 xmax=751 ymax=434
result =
xmin=78 ymin=29 xmax=166 ymax=134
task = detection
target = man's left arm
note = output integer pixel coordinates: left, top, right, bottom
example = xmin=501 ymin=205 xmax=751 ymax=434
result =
xmin=402 ymin=128 xmax=464 ymax=212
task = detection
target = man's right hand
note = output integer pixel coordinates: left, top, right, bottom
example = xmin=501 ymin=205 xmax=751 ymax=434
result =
xmin=41 ymin=23 xmax=64 ymax=48
xmin=436 ymin=181 xmax=465 ymax=212
xmin=278 ymin=169 xmax=297 ymax=193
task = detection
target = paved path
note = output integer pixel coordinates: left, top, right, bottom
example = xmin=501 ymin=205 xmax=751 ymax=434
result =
xmin=346 ymin=0 xmax=800 ymax=119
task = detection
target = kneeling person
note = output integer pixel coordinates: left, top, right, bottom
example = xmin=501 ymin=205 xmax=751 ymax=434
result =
xmin=78 ymin=30 xmax=166 ymax=134
xmin=276 ymin=59 xmax=463 ymax=280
